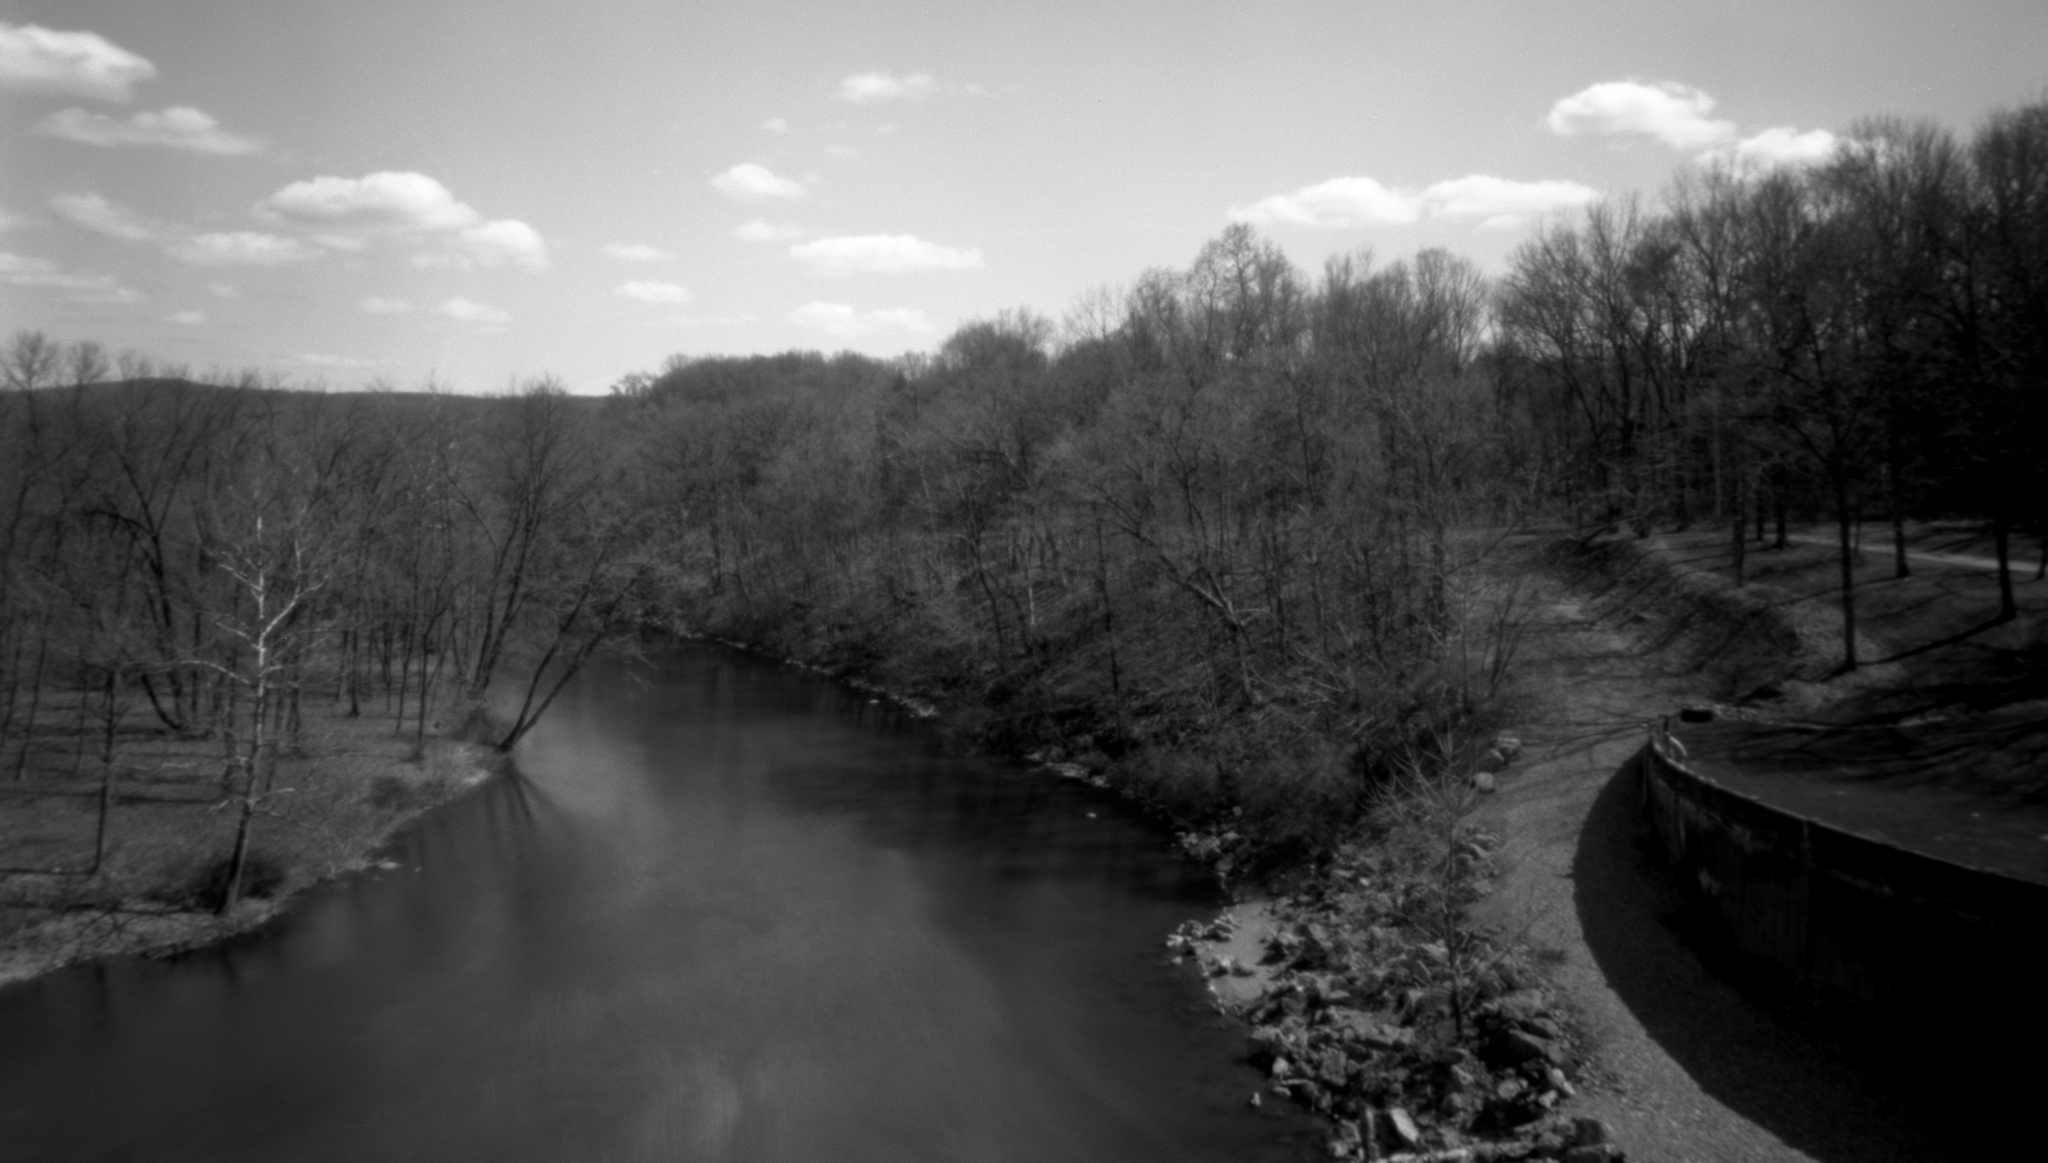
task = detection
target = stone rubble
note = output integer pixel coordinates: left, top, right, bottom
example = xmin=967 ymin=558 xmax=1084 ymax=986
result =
xmin=1167 ymin=794 xmax=1626 ymax=1162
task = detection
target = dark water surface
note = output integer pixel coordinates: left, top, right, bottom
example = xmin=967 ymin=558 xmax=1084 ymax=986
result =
xmin=0 ymin=647 xmax=1315 ymax=1162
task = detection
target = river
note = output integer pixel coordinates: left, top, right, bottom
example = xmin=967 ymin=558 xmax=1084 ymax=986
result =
xmin=0 ymin=645 xmax=1317 ymax=1162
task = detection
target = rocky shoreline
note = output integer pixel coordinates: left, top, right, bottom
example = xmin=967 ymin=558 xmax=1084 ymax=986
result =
xmin=1169 ymin=747 xmax=1626 ymax=1163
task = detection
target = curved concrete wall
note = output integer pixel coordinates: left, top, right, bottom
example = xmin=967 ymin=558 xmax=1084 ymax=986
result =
xmin=1636 ymin=725 xmax=2048 ymax=1024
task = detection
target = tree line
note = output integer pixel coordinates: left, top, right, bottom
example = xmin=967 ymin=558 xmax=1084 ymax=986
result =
xmin=1497 ymin=101 xmax=2048 ymax=665
xmin=614 ymin=229 xmax=1523 ymax=862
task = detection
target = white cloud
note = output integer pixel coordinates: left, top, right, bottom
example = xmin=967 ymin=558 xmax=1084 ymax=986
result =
xmin=258 ymin=171 xmax=546 ymax=269
xmin=613 ymin=280 xmax=692 ymax=305
xmin=790 ymin=234 xmax=982 ymax=275
xmin=209 ymin=283 xmax=238 ymax=298
xmin=0 ymin=250 xmax=142 ymax=303
xmin=604 ymin=242 xmax=671 ymax=262
xmin=437 ymin=297 xmax=509 ymax=325
xmin=790 ymin=302 xmax=935 ymax=337
xmin=51 ymin=191 xmax=163 ymax=241
xmin=260 ymin=171 xmax=481 ymax=233
xmin=711 ymin=163 xmax=806 ymax=201
xmin=1546 ymin=81 xmax=1736 ymax=150
xmin=359 ymin=296 xmax=414 ymax=314
xmin=734 ymin=219 xmax=804 ymax=242
xmin=762 ymin=117 xmax=790 ymax=133
xmin=167 ymin=310 xmax=206 ymax=325
xmin=1231 ymin=176 xmax=1423 ymax=228
xmin=835 ymin=72 xmax=938 ymax=103
xmin=1418 ymin=175 xmax=1601 ymax=224
xmin=0 ymin=23 xmax=156 ymax=102
xmin=37 ymin=106 xmax=265 ymax=154
xmin=0 ymin=252 xmax=57 ymax=279
xmin=454 ymin=219 xmax=548 ymax=268
xmin=169 ymin=231 xmax=321 ymax=267
xmin=1232 ymin=174 xmax=1601 ymax=231
xmin=1728 ymin=126 xmax=1842 ymax=167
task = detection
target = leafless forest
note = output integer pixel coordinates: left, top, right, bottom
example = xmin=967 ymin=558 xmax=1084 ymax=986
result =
xmin=4 ymin=100 xmax=2044 ymax=877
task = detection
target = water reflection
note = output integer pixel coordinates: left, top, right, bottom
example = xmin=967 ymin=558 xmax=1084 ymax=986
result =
xmin=0 ymin=645 xmax=1315 ymax=1162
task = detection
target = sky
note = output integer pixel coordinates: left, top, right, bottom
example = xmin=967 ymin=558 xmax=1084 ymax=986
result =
xmin=3 ymin=1 xmax=2046 ymax=394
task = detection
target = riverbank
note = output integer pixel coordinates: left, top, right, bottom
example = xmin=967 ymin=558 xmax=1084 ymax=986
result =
xmin=673 ymin=555 xmax=1597 ymax=1158
xmin=0 ymin=701 xmax=502 ymax=992
xmin=1463 ymin=532 xmax=2001 ymax=1161
xmin=1170 ymin=753 xmax=1607 ymax=1162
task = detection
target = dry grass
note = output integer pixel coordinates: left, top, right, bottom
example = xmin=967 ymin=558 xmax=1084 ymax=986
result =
xmin=0 ymin=686 xmax=497 ymax=987
xmin=1566 ymin=523 xmax=2048 ymax=882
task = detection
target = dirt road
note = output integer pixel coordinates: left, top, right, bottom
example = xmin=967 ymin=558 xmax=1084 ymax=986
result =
xmin=1471 ymin=564 xmax=1975 ymax=1162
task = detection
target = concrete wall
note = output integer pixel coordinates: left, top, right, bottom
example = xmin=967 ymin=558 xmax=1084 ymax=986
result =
xmin=1636 ymin=726 xmax=2048 ymax=1026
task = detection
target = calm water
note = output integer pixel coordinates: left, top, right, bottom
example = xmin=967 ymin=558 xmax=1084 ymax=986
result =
xmin=0 ymin=646 xmax=1315 ymax=1162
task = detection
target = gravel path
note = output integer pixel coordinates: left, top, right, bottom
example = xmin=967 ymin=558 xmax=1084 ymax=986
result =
xmin=1470 ymin=567 xmax=1974 ymax=1163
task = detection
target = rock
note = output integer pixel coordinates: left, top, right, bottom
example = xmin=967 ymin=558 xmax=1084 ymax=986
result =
xmin=1075 ymin=749 xmax=1112 ymax=772
xmin=1482 ymin=1028 xmax=1557 ymax=1069
xmin=1248 ymin=1024 xmax=1289 ymax=1062
xmin=1326 ymin=1008 xmax=1414 ymax=1050
xmin=1491 ymin=990 xmax=1550 ymax=1025
xmin=1383 ymin=1107 xmax=1422 ymax=1149
xmin=1562 ymin=1147 xmax=1621 ymax=1163
xmin=1491 ymin=734 xmax=1523 ymax=761
xmin=1570 ymin=1117 xmax=1610 ymax=1147
xmin=1545 ymin=1066 xmax=1576 ymax=1098
xmin=1271 ymin=1056 xmax=1293 ymax=1079
xmin=1472 ymin=770 xmax=1498 ymax=793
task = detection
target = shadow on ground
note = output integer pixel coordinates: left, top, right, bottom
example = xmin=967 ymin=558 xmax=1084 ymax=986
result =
xmin=1571 ymin=757 xmax=2024 ymax=1162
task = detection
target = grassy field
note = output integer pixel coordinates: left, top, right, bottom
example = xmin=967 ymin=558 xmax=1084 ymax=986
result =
xmin=0 ymin=683 xmax=498 ymax=987
xmin=1624 ymin=522 xmax=2048 ymax=882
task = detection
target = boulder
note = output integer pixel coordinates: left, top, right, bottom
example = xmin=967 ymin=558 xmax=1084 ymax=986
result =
xmin=1481 ymin=1028 xmax=1558 ymax=1070
xmin=1570 ymin=1116 xmax=1611 ymax=1147
xmin=1383 ymin=1107 xmax=1422 ymax=1149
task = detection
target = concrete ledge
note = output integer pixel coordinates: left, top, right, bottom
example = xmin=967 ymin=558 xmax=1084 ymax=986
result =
xmin=1636 ymin=724 xmax=2048 ymax=1027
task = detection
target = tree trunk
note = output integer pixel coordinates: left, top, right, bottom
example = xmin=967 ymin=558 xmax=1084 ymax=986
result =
xmin=1773 ymin=473 xmax=1789 ymax=550
xmin=90 ymin=752 xmax=114 ymax=874
xmin=13 ymin=634 xmax=47 ymax=780
xmin=1731 ymin=499 xmax=1747 ymax=587
xmin=1833 ymin=477 xmax=1859 ymax=672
